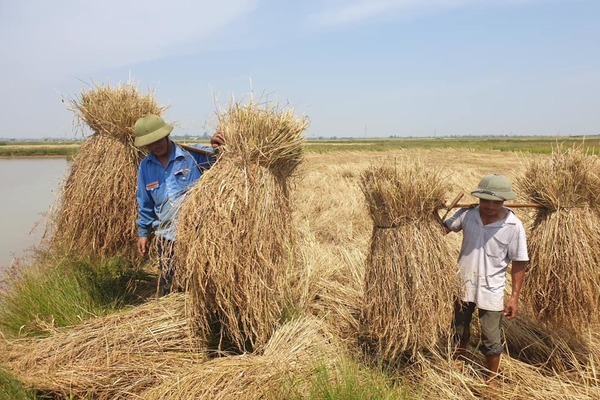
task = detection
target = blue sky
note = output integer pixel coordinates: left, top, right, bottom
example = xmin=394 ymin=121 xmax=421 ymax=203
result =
xmin=1 ymin=0 xmax=598 ymax=139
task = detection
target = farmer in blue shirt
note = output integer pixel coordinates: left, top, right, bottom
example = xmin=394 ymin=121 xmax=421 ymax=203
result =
xmin=134 ymin=114 xmax=223 ymax=294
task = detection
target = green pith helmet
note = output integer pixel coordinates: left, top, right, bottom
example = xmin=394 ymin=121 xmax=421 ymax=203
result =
xmin=471 ymin=174 xmax=516 ymax=201
xmin=134 ymin=114 xmax=173 ymax=147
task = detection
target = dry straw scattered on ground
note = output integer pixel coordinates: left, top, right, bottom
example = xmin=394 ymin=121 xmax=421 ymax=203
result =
xmin=408 ymin=348 xmax=600 ymax=400
xmin=140 ymin=316 xmax=343 ymax=399
xmin=2 ymin=294 xmax=203 ymax=399
xmin=175 ymin=100 xmax=309 ymax=352
xmin=504 ymin=314 xmax=592 ymax=373
xmin=49 ymin=82 xmax=163 ymax=260
xmin=293 ymin=222 xmax=365 ymax=346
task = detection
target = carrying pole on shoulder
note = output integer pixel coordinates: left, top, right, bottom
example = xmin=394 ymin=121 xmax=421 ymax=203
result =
xmin=441 ymin=193 xmax=465 ymax=220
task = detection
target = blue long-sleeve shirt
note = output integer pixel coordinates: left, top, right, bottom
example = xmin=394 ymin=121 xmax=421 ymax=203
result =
xmin=136 ymin=141 xmax=215 ymax=241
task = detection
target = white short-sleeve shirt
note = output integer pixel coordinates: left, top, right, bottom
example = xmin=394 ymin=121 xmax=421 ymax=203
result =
xmin=445 ymin=206 xmax=529 ymax=311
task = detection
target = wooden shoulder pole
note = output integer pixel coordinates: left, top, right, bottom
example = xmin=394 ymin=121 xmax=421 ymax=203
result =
xmin=450 ymin=202 xmax=544 ymax=209
xmin=441 ymin=193 xmax=465 ymax=220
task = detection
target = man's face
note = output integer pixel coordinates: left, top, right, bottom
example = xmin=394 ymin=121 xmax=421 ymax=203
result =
xmin=479 ymin=198 xmax=505 ymax=218
xmin=146 ymin=137 xmax=169 ymax=158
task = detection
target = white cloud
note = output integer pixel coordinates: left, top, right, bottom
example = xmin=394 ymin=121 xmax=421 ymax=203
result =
xmin=0 ymin=0 xmax=260 ymax=138
xmin=0 ymin=0 xmax=259 ymax=79
xmin=309 ymin=0 xmax=576 ymax=27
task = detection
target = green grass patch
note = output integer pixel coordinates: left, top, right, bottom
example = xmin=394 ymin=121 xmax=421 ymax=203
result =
xmin=304 ymin=136 xmax=600 ymax=154
xmin=0 ymin=368 xmax=35 ymax=400
xmin=4 ymin=136 xmax=600 ymax=157
xmin=0 ymin=254 xmax=152 ymax=337
xmin=0 ymin=368 xmax=60 ymax=400
xmin=281 ymin=357 xmax=415 ymax=400
xmin=0 ymin=141 xmax=79 ymax=146
xmin=0 ymin=146 xmax=79 ymax=158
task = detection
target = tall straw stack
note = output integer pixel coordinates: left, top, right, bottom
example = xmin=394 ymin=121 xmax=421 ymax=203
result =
xmin=360 ymin=163 xmax=458 ymax=359
xmin=2 ymin=294 xmax=204 ymax=399
xmin=50 ymin=82 xmax=163 ymax=259
xmin=516 ymin=146 xmax=600 ymax=331
xmin=175 ymin=100 xmax=308 ymax=352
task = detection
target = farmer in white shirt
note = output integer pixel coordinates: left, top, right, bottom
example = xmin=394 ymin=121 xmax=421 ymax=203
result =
xmin=441 ymin=174 xmax=528 ymax=382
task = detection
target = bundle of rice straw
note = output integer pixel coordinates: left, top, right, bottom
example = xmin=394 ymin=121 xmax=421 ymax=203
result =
xmin=2 ymin=294 xmax=203 ymax=399
xmin=516 ymin=146 xmax=600 ymax=331
xmin=50 ymin=82 xmax=163 ymax=259
xmin=175 ymin=99 xmax=308 ymax=352
xmin=140 ymin=316 xmax=342 ymax=399
xmin=359 ymin=162 xmax=458 ymax=359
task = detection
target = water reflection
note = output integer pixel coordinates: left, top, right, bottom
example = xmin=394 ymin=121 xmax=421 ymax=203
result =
xmin=0 ymin=158 xmax=67 ymax=273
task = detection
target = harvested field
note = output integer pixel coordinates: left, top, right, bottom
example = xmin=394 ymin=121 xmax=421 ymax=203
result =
xmin=3 ymin=146 xmax=600 ymax=399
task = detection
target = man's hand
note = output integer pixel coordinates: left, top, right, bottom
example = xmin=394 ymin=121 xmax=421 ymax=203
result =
xmin=504 ymin=296 xmax=519 ymax=320
xmin=433 ymin=208 xmax=444 ymax=225
xmin=506 ymin=260 xmax=526 ymax=320
xmin=210 ymin=131 xmax=225 ymax=148
xmin=137 ymin=237 xmax=149 ymax=257
xmin=433 ymin=208 xmax=451 ymax=234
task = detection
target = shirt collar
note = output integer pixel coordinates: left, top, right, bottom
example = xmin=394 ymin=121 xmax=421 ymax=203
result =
xmin=172 ymin=142 xmax=186 ymax=160
xmin=148 ymin=140 xmax=182 ymax=165
xmin=503 ymin=208 xmax=519 ymax=225
xmin=474 ymin=205 xmax=518 ymax=226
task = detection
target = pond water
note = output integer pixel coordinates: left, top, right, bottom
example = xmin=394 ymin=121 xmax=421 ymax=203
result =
xmin=0 ymin=158 xmax=68 ymax=275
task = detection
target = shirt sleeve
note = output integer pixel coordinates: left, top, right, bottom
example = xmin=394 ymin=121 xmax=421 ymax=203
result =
xmin=508 ymin=220 xmax=529 ymax=262
xmin=445 ymin=207 xmax=469 ymax=232
xmin=191 ymin=144 xmax=217 ymax=171
xmin=136 ymin=163 xmax=155 ymax=237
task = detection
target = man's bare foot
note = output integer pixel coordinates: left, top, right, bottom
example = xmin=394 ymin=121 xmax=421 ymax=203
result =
xmin=486 ymin=374 xmax=502 ymax=394
xmin=475 ymin=376 xmax=502 ymax=400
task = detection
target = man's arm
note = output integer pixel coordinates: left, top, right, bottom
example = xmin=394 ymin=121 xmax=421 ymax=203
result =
xmin=504 ymin=260 xmax=527 ymax=319
xmin=436 ymin=207 xmax=470 ymax=235
xmin=136 ymin=166 xmax=155 ymax=257
xmin=182 ymin=130 xmax=225 ymax=171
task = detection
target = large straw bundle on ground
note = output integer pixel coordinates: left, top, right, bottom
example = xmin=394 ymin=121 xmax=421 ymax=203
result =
xmin=516 ymin=146 xmax=600 ymax=331
xmin=50 ymin=82 xmax=163 ymax=259
xmin=360 ymin=163 xmax=459 ymax=359
xmin=2 ymin=294 xmax=203 ymax=399
xmin=175 ymin=100 xmax=308 ymax=352
xmin=408 ymin=350 xmax=600 ymax=400
xmin=504 ymin=314 xmax=591 ymax=373
xmin=140 ymin=316 xmax=342 ymax=399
